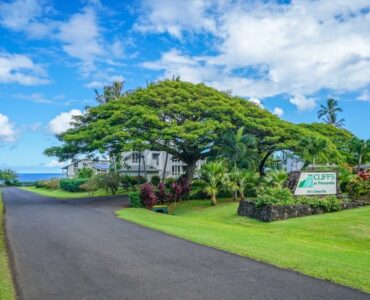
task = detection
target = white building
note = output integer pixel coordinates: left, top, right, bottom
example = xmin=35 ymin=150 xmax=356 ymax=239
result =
xmin=62 ymin=159 xmax=110 ymax=178
xmin=62 ymin=151 xmax=204 ymax=180
xmin=279 ymin=151 xmax=304 ymax=173
xmin=120 ymin=150 xmax=204 ymax=180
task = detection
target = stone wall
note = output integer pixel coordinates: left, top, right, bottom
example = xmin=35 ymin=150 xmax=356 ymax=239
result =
xmin=237 ymin=200 xmax=369 ymax=222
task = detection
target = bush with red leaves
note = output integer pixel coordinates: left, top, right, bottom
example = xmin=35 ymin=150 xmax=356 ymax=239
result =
xmin=170 ymin=177 xmax=191 ymax=202
xmin=156 ymin=182 xmax=167 ymax=204
xmin=140 ymin=182 xmax=157 ymax=209
xmin=358 ymin=170 xmax=370 ymax=181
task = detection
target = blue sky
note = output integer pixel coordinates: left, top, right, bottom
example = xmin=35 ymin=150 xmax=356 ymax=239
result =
xmin=0 ymin=0 xmax=369 ymax=173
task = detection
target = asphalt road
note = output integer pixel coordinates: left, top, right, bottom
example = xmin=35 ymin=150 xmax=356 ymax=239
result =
xmin=2 ymin=187 xmax=369 ymax=300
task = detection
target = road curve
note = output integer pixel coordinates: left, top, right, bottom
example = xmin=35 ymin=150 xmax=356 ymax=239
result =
xmin=2 ymin=187 xmax=369 ymax=300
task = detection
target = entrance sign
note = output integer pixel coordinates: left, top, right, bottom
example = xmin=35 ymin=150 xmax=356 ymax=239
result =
xmin=294 ymin=172 xmax=337 ymax=195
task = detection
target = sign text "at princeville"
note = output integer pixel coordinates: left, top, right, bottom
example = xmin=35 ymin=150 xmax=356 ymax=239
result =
xmin=294 ymin=172 xmax=337 ymax=195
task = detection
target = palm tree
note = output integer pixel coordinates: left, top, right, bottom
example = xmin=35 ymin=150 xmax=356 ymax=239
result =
xmin=263 ymin=170 xmax=288 ymax=188
xmin=211 ymin=127 xmax=258 ymax=199
xmin=298 ymin=137 xmax=328 ymax=166
xmin=200 ymin=161 xmax=226 ymax=206
xmin=212 ymin=127 xmax=258 ymax=171
xmin=351 ymin=138 xmax=370 ymax=169
xmin=231 ymin=170 xmax=258 ymax=200
xmin=95 ymin=80 xmax=125 ymax=104
xmin=317 ymin=98 xmax=345 ymax=127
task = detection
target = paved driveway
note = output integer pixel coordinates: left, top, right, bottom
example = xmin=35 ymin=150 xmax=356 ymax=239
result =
xmin=2 ymin=187 xmax=369 ymax=300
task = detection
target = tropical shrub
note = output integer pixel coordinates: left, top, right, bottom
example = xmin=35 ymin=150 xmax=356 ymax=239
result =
xmin=44 ymin=179 xmax=60 ymax=189
xmin=79 ymin=176 xmax=99 ymax=195
xmin=60 ymin=178 xmax=89 ymax=192
xmin=150 ymin=175 xmax=161 ymax=186
xmin=164 ymin=178 xmax=176 ymax=189
xmin=255 ymin=187 xmax=294 ymax=207
xmin=97 ymin=173 xmax=120 ymax=195
xmin=200 ymin=161 xmax=226 ymax=206
xmin=76 ymin=167 xmax=94 ymax=179
xmin=128 ymin=191 xmax=142 ymax=208
xmin=140 ymin=183 xmax=157 ymax=209
xmin=299 ymin=196 xmax=342 ymax=212
xmin=347 ymin=176 xmax=370 ymax=200
xmin=358 ymin=170 xmax=370 ymax=180
xmin=263 ymin=170 xmax=288 ymax=188
xmin=120 ymin=175 xmax=132 ymax=190
xmin=230 ymin=170 xmax=258 ymax=199
xmin=169 ymin=177 xmax=191 ymax=202
xmin=338 ymin=167 xmax=355 ymax=193
xmin=35 ymin=180 xmax=47 ymax=188
xmin=156 ymin=182 xmax=167 ymax=204
xmin=133 ymin=176 xmax=146 ymax=185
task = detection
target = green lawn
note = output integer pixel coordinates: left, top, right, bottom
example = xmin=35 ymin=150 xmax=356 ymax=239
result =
xmin=21 ymin=186 xmax=129 ymax=199
xmin=117 ymin=199 xmax=370 ymax=293
xmin=0 ymin=192 xmax=16 ymax=300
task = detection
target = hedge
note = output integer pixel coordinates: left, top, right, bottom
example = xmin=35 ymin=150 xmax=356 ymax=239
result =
xmin=59 ymin=178 xmax=89 ymax=192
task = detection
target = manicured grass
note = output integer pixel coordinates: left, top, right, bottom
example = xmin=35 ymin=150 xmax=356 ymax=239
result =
xmin=117 ymin=199 xmax=370 ymax=293
xmin=0 ymin=192 xmax=16 ymax=300
xmin=20 ymin=186 xmax=129 ymax=199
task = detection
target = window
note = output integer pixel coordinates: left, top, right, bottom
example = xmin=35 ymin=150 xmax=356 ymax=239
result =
xmin=172 ymin=165 xmax=181 ymax=176
xmin=152 ymin=153 xmax=160 ymax=165
xmin=132 ymin=152 xmax=140 ymax=163
xmin=152 ymin=153 xmax=160 ymax=159
xmin=172 ymin=156 xmax=180 ymax=162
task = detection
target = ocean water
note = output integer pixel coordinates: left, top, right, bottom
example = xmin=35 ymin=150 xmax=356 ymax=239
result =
xmin=17 ymin=173 xmax=65 ymax=183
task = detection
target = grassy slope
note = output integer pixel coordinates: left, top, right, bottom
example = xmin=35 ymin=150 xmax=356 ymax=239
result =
xmin=20 ymin=186 xmax=129 ymax=199
xmin=117 ymin=199 xmax=370 ymax=293
xmin=0 ymin=192 xmax=16 ymax=300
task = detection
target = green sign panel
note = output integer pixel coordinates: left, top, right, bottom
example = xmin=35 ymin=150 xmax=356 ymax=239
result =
xmin=294 ymin=172 xmax=337 ymax=195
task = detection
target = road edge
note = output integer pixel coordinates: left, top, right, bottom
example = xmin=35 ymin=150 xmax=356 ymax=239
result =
xmin=1 ymin=188 xmax=22 ymax=300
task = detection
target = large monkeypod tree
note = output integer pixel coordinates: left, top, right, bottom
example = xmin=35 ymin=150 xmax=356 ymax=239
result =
xmin=45 ymin=80 xmax=340 ymax=180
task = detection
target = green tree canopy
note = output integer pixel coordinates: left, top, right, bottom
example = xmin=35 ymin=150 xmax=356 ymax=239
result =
xmin=45 ymin=80 xmax=342 ymax=179
xmin=0 ymin=168 xmax=18 ymax=185
xmin=299 ymin=123 xmax=355 ymax=164
xmin=350 ymin=138 xmax=370 ymax=169
xmin=210 ymin=127 xmax=258 ymax=171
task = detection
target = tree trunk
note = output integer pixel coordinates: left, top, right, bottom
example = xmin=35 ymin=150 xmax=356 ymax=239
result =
xmin=185 ymin=160 xmax=197 ymax=182
xmin=258 ymin=151 xmax=273 ymax=177
xmin=233 ymin=161 xmax=237 ymax=199
xmin=240 ymin=189 xmax=245 ymax=200
xmin=162 ymin=151 xmax=169 ymax=182
xmin=138 ymin=152 xmax=141 ymax=177
xmin=113 ymin=154 xmax=117 ymax=173
xmin=358 ymin=155 xmax=362 ymax=170
xmin=142 ymin=153 xmax=147 ymax=181
xmin=211 ymin=194 xmax=217 ymax=206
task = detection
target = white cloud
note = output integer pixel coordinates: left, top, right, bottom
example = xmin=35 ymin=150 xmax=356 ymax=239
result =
xmin=44 ymin=159 xmax=66 ymax=167
xmin=358 ymin=90 xmax=370 ymax=102
xmin=249 ymin=98 xmax=264 ymax=108
xmin=0 ymin=52 xmax=48 ymax=85
xmin=0 ymin=0 xmax=53 ymax=38
xmin=48 ymin=109 xmax=82 ymax=135
xmin=85 ymin=74 xmax=124 ymax=89
xmin=140 ymin=1 xmax=370 ymax=100
xmin=273 ymin=107 xmax=284 ymax=117
xmin=59 ymin=8 xmax=104 ymax=73
xmin=13 ymin=93 xmax=53 ymax=104
xmin=135 ymin=0 xmax=216 ymax=38
xmin=289 ymin=95 xmax=316 ymax=111
xmin=0 ymin=113 xmax=16 ymax=142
